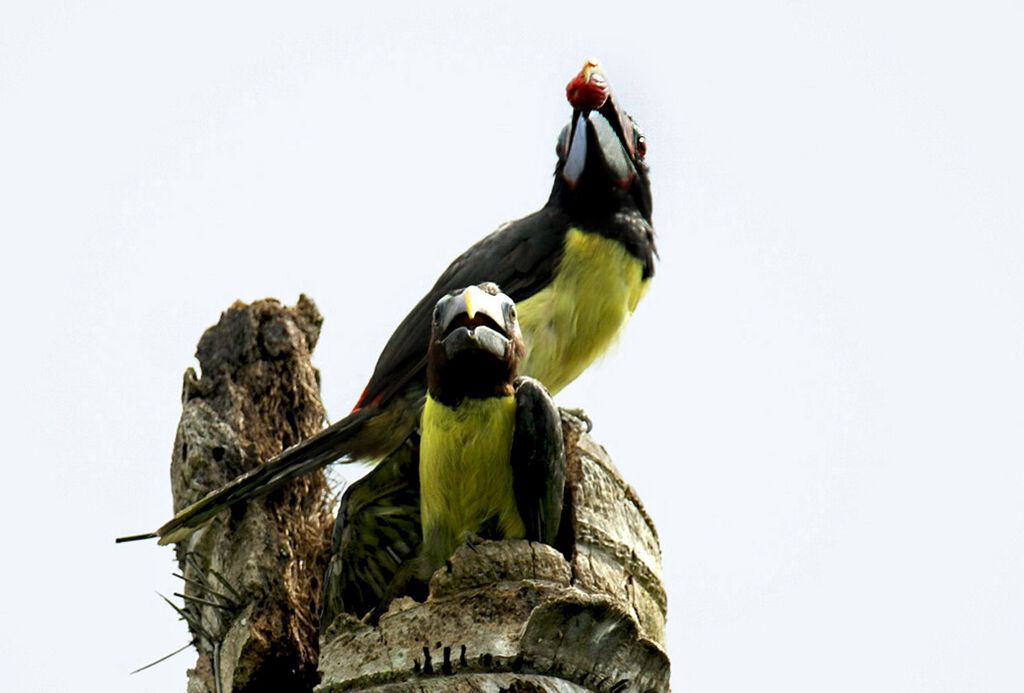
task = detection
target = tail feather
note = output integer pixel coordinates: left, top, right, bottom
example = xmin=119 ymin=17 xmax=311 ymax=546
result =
xmin=154 ymin=407 xmax=378 ymax=544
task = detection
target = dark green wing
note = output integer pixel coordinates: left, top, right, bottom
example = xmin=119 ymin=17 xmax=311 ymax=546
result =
xmin=320 ymin=436 xmax=421 ymax=628
xmin=356 ymin=206 xmax=568 ymax=409
xmin=511 ymin=376 xmax=566 ymax=546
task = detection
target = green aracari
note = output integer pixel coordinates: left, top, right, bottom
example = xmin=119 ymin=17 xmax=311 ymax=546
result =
xmin=121 ymin=59 xmax=655 ymax=545
xmin=322 ymin=284 xmax=565 ymax=624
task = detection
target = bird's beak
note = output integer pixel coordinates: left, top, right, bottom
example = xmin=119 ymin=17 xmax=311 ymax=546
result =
xmin=437 ymin=286 xmax=513 ymax=361
xmin=561 ymin=60 xmax=638 ymax=190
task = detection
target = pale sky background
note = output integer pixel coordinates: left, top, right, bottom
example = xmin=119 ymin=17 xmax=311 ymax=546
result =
xmin=2 ymin=2 xmax=1022 ymax=691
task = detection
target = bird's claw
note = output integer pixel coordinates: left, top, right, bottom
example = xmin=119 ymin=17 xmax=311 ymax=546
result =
xmin=367 ymin=603 xmax=387 ymax=626
xmin=559 ymin=406 xmax=593 ymax=433
xmin=461 ymin=531 xmax=485 ymax=553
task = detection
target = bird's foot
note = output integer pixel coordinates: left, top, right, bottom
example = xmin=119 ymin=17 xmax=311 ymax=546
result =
xmin=461 ymin=531 xmax=486 ymax=553
xmin=559 ymin=406 xmax=593 ymax=433
xmin=367 ymin=602 xmax=387 ymax=626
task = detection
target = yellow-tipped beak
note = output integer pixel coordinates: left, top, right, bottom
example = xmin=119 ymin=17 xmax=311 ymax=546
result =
xmin=464 ymin=286 xmax=477 ymax=319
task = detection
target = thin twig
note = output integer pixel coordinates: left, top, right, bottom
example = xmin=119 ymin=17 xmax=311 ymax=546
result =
xmin=130 ymin=640 xmax=196 ymax=675
xmin=206 ymin=567 xmax=245 ymax=603
xmin=171 ymin=573 xmax=238 ymax=607
xmin=173 ymin=591 xmax=235 ymax=612
xmin=157 ymin=592 xmax=214 ymax=642
xmin=213 ymin=640 xmax=223 ymax=693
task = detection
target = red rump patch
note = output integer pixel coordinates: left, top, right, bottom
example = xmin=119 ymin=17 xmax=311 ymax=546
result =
xmin=566 ymin=59 xmax=609 ymax=110
xmin=350 ymin=382 xmax=370 ymax=411
xmin=354 ymin=387 xmax=387 ymax=412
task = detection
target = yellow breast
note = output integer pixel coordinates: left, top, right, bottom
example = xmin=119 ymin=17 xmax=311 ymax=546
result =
xmin=419 ymin=394 xmax=524 ymax=562
xmin=516 ymin=228 xmax=649 ymax=394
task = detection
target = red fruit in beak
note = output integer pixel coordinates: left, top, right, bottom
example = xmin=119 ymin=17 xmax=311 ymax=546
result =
xmin=566 ymin=59 xmax=609 ymax=111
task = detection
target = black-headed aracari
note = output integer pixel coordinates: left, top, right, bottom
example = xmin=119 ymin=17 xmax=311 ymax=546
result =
xmin=121 ymin=59 xmax=654 ymax=545
xmin=322 ymin=284 xmax=565 ymax=624
xmin=420 ymin=284 xmax=564 ymax=570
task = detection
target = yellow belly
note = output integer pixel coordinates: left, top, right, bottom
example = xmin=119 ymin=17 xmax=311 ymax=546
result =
xmin=419 ymin=394 xmax=524 ymax=564
xmin=516 ymin=228 xmax=649 ymax=394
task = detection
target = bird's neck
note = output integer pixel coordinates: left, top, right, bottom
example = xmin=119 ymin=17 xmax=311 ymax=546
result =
xmin=426 ymin=351 xmax=516 ymax=408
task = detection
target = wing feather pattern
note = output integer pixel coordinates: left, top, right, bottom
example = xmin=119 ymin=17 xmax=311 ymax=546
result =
xmin=510 ymin=376 xmax=566 ymax=545
xmin=358 ymin=208 xmax=567 ymax=409
xmin=320 ymin=436 xmax=421 ymax=628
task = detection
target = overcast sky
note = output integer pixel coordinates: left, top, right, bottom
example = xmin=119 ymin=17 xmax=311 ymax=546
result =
xmin=2 ymin=2 xmax=1022 ymax=691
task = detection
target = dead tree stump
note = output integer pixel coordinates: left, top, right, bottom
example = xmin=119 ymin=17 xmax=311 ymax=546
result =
xmin=169 ymin=296 xmax=670 ymax=692
xmin=169 ymin=296 xmax=334 ymax=693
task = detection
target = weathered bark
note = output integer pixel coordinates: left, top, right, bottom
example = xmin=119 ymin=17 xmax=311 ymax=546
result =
xmin=169 ymin=297 xmax=670 ymax=692
xmin=169 ymin=296 xmax=334 ymax=693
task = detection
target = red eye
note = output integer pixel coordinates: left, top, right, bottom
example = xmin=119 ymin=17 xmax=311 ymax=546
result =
xmin=636 ymin=135 xmax=647 ymax=158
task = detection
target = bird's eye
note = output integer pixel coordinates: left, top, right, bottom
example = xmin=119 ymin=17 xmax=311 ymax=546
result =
xmin=636 ymin=135 xmax=647 ymax=158
xmin=432 ymin=306 xmax=441 ymax=324
xmin=507 ymin=305 xmax=517 ymax=322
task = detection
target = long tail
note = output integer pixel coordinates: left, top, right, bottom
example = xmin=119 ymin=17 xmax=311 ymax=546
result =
xmin=118 ymin=407 xmax=380 ymax=545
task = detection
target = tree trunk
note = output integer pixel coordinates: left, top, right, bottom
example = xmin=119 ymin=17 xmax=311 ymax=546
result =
xmin=168 ymin=297 xmax=670 ymax=693
xmin=168 ymin=296 xmax=334 ymax=693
